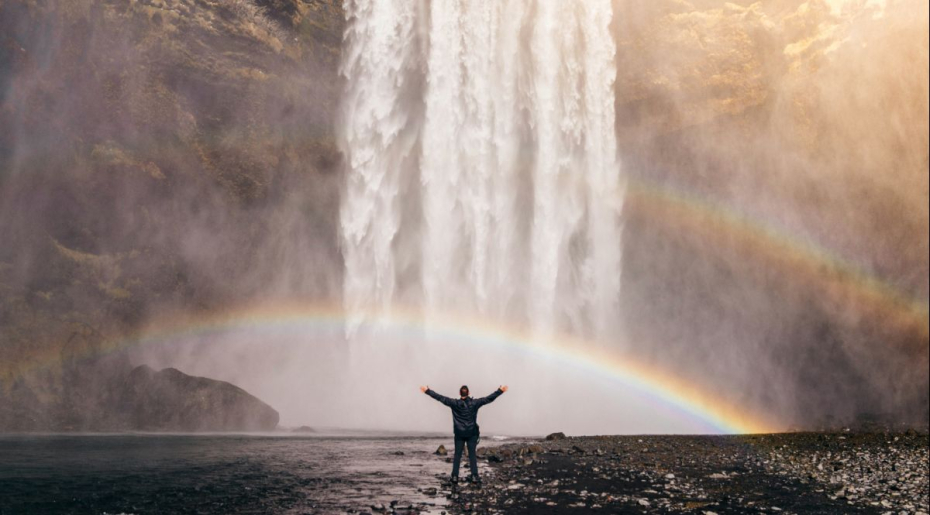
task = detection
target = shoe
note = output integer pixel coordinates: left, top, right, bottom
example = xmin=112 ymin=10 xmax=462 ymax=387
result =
xmin=450 ymin=475 xmax=459 ymax=484
xmin=468 ymin=476 xmax=482 ymax=487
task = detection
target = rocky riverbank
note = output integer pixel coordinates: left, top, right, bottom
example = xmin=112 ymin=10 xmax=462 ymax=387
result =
xmin=426 ymin=431 xmax=930 ymax=514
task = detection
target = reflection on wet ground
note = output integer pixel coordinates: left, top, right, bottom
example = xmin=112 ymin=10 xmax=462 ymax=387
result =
xmin=0 ymin=434 xmax=503 ymax=514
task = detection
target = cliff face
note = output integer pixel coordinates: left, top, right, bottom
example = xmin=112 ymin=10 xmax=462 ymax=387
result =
xmin=0 ymin=0 xmax=927 ymax=430
xmin=0 ymin=0 xmax=343 ymax=430
xmin=612 ymin=0 xmax=929 ymax=425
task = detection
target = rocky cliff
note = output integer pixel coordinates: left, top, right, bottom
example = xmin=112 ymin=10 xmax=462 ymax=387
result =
xmin=0 ymin=0 xmax=343 ymax=431
xmin=1 ymin=0 xmax=927 ymax=430
xmin=611 ymin=0 xmax=929 ymax=425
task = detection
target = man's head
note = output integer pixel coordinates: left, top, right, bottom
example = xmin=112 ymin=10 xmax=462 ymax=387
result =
xmin=459 ymin=385 xmax=469 ymax=398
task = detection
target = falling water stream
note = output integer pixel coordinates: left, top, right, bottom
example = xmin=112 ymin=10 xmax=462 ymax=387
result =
xmin=340 ymin=0 xmax=625 ymax=341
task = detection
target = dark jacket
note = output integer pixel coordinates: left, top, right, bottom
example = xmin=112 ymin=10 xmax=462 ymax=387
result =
xmin=426 ymin=388 xmax=503 ymax=438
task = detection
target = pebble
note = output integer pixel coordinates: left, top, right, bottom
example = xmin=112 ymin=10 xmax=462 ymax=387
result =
xmin=439 ymin=430 xmax=928 ymax=514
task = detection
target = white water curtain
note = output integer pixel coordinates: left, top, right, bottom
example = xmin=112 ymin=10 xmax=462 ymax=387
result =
xmin=340 ymin=0 xmax=625 ymax=342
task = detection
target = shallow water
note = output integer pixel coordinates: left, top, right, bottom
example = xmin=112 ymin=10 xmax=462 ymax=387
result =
xmin=0 ymin=434 xmax=490 ymax=514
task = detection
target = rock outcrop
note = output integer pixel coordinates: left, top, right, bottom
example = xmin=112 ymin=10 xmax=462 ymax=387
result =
xmin=119 ymin=365 xmax=279 ymax=431
xmin=0 ymin=357 xmax=279 ymax=431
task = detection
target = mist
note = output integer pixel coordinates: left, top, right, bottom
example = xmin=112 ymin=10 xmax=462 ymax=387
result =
xmin=1 ymin=0 xmax=927 ymax=435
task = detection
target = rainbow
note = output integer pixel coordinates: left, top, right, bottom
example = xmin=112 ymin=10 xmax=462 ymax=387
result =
xmin=7 ymin=301 xmax=777 ymax=435
xmin=625 ymin=180 xmax=929 ymax=341
xmin=4 ymin=175 xmax=924 ymax=436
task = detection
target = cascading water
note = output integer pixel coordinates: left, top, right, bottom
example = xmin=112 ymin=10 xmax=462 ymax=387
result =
xmin=339 ymin=0 xmax=421 ymax=332
xmin=340 ymin=0 xmax=625 ymax=342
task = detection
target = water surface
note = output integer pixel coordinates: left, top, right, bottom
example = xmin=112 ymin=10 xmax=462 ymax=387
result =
xmin=0 ymin=434 xmax=479 ymax=514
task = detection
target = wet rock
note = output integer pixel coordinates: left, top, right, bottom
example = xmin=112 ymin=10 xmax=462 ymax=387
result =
xmin=436 ymin=445 xmax=448 ymax=456
xmin=545 ymin=432 xmax=567 ymax=441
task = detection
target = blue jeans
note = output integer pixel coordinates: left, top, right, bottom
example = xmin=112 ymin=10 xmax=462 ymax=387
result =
xmin=451 ymin=434 xmax=479 ymax=478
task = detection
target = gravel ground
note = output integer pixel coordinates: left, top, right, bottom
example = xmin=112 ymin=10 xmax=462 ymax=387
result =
xmin=417 ymin=430 xmax=929 ymax=514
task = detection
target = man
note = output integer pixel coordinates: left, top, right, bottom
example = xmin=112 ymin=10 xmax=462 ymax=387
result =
xmin=420 ymin=384 xmax=508 ymax=485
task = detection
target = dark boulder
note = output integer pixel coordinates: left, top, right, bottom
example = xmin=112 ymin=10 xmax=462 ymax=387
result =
xmin=118 ymin=365 xmax=279 ymax=431
xmin=545 ymin=432 xmax=567 ymax=441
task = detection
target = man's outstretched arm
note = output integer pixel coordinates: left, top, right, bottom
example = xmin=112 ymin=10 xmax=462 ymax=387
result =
xmin=420 ymin=386 xmax=455 ymax=407
xmin=475 ymin=385 xmax=508 ymax=407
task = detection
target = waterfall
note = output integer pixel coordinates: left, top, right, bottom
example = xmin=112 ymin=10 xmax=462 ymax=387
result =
xmin=340 ymin=0 xmax=625 ymax=341
xmin=339 ymin=0 xmax=421 ymax=332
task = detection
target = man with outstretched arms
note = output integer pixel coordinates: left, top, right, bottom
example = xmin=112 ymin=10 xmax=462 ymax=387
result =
xmin=420 ymin=384 xmax=508 ymax=485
